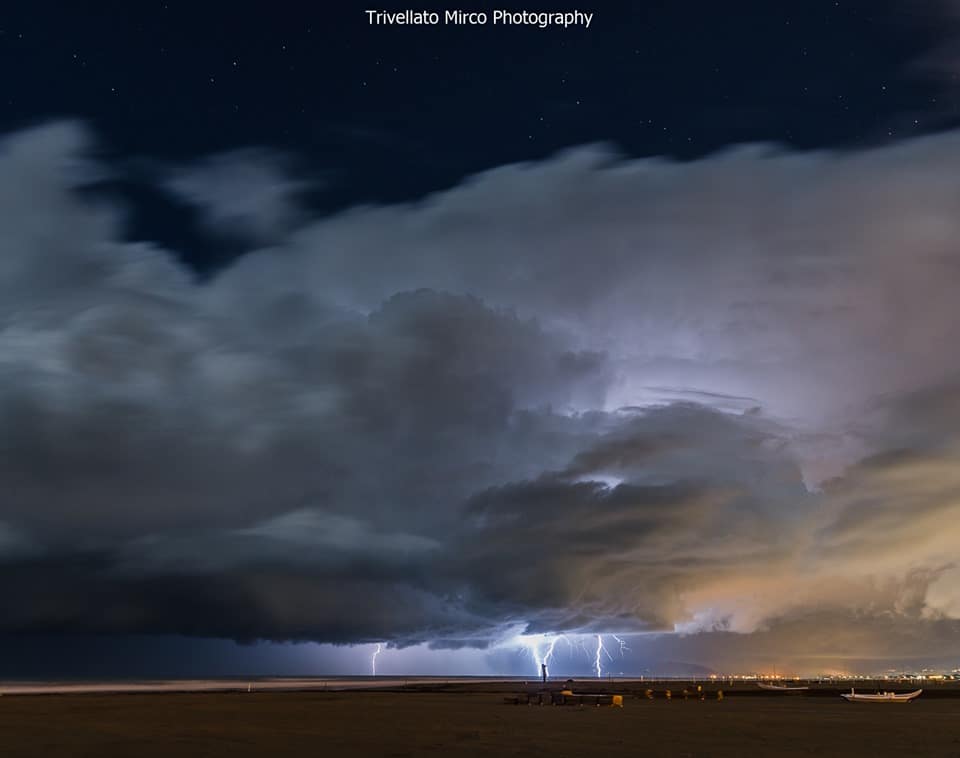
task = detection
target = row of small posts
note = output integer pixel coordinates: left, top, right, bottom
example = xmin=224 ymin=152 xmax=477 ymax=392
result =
xmin=503 ymin=691 xmax=623 ymax=707
xmin=503 ymin=686 xmax=724 ymax=707
xmin=639 ymin=686 xmax=723 ymax=701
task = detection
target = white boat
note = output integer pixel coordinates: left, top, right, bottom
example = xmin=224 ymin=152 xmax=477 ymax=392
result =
xmin=757 ymin=682 xmax=809 ymax=691
xmin=841 ymin=688 xmax=922 ymax=703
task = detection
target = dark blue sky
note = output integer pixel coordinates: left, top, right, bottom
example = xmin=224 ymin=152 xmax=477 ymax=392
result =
xmin=1 ymin=1 xmax=954 ymax=272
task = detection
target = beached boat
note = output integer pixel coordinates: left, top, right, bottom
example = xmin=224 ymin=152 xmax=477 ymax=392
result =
xmin=841 ymin=688 xmax=922 ymax=703
xmin=757 ymin=682 xmax=809 ymax=691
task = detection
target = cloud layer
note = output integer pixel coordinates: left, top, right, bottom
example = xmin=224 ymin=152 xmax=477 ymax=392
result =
xmin=3 ymin=120 xmax=960 ymax=672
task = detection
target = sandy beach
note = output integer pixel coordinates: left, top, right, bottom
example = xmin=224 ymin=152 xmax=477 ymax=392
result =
xmin=1 ymin=683 xmax=958 ymax=757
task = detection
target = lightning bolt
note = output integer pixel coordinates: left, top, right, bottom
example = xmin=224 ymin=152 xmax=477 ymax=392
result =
xmin=514 ymin=634 xmax=544 ymax=677
xmin=595 ymin=634 xmax=612 ymax=678
xmin=514 ymin=633 xmax=570 ymax=677
xmin=542 ymin=636 xmax=561 ymax=678
xmin=515 ymin=632 xmax=623 ymax=678
xmin=531 ymin=642 xmax=544 ymax=676
xmin=371 ymin=643 xmax=382 ymax=676
xmin=612 ymin=634 xmax=630 ymax=657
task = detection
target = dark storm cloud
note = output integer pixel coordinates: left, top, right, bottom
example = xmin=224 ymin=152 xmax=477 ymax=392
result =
xmin=4 ymin=120 xmax=960 ymax=670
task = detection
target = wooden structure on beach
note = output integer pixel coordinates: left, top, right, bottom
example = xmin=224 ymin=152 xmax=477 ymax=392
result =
xmin=503 ymin=689 xmax=623 ymax=707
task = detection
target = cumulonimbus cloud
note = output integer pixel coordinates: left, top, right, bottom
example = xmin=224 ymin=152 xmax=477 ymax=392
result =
xmin=3 ymin=120 xmax=960 ymax=671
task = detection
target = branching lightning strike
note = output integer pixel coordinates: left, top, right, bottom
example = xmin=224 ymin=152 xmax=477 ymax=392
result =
xmin=612 ymin=634 xmax=631 ymax=657
xmin=594 ymin=634 xmax=612 ymax=678
xmin=542 ymin=635 xmax=565 ymax=678
xmin=516 ymin=632 xmax=625 ymax=678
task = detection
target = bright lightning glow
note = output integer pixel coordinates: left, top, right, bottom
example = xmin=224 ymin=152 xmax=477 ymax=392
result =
xmin=513 ymin=633 xmax=546 ymax=676
xmin=371 ymin=643 xmax=382 ymax=676
xmin=513 ymin=633 xmax=570 ymax=677
xmin=531 ymin=641 xmax=543 ymax=675
xmin=512 ymin=632 xmax=622 ymax=678
xmin=574 ymin=474 xmax=623 ymax=489
xmin=542 ymin=636 xmax=562 ymax=678
xmin=595 ymin=634 xmax=611 ymax=678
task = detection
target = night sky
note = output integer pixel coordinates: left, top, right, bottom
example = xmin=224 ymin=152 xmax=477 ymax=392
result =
xmin=4 ymin=1 xmax=960 ymax=678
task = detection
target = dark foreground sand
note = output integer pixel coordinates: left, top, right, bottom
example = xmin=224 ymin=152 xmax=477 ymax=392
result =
xmin=2 ymin=688 xmax=959 ymax=758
